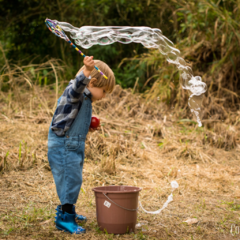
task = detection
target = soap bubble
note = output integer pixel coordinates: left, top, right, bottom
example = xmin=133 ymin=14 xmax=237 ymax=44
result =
xmin=53 ymin=20 xmax=207 ymax=126
xmin=171 ymin=180 xmax=179 ymax=189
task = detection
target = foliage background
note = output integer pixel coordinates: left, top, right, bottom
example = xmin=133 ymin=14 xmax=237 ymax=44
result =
xmin=0 ymin=0 xmax=240 ymax=114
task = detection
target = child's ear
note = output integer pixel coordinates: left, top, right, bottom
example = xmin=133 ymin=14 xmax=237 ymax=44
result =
xmin=89 ymin=78 xmax=97 ymax=87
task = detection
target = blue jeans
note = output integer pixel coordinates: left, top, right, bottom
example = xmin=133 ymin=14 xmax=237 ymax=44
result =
xmin=48 ymin=95 xmax=92 ymax=205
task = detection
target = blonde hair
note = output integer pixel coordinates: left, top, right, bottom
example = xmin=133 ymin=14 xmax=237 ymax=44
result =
xmin=76 ymin=60 xmax=115 ymax=93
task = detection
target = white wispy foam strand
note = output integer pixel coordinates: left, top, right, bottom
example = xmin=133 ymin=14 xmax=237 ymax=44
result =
xmin=139 ymin=181 xmax=179 ymax=215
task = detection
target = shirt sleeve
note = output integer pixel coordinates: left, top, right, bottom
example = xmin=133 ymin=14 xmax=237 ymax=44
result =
xmin=50 ymin=71 xmax=91 ymax=136
xmin=65 ymin=71 xmax=91 ymax=103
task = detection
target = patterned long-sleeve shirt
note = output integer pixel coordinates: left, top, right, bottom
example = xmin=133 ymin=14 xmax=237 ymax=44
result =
xmin=51 ymin=71 xmax=92 ymax=136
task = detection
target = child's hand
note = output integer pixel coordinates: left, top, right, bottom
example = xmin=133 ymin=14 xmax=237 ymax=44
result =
xmin=89 ymin=126 xmax=100 ymax=132
xmin=83 ymin=56 xmax=94 ymax=77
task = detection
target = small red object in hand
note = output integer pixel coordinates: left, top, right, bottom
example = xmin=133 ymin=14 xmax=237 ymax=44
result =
xmin=90 ymin=116 xmax=100 ymax=129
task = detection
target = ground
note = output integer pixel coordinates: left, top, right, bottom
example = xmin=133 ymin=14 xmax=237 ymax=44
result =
xmin=0 ymin=85 xmax=240 ymax=240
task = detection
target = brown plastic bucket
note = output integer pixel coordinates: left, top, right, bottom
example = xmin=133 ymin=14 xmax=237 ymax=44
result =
xmin=92 ymin=185 xmax=141 ymax=234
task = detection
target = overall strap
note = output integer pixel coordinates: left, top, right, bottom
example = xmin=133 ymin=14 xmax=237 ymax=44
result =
xmin=65 ymin=93 xmax=92 ymax=139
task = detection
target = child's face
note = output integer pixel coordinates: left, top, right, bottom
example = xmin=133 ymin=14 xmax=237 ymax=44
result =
xmin=88 ymin=83 xmax=108 ymax=102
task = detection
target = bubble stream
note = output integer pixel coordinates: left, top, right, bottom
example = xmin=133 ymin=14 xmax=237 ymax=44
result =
xmin=52 ymin=20 xmax=207 ymax=126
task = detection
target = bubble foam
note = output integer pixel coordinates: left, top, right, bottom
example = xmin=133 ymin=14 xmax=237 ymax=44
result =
xmin=54 ymin=20 xmax=207 ymax=126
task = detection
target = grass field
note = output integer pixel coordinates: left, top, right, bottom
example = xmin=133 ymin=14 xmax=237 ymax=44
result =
xmin=0 ymin=83 xmax=240 ymax=240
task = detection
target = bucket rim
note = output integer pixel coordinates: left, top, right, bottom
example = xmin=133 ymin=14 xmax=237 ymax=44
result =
xmin=92 ymin=185 xmax=142 ymax=193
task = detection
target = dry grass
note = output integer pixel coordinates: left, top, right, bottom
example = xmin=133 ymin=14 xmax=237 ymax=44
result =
xmin=0 ymin=76 xmax=240 ymax=239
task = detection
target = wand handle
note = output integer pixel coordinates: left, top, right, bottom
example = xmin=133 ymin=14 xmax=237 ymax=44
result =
xmin=67 ymin=40 xmax=107 ymax=79
xmin=45 ymin=18 xmax=108 ymax=79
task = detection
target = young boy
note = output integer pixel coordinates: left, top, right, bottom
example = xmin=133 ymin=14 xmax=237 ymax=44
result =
xmin=48 ymin=56 xmax=115 ymax=234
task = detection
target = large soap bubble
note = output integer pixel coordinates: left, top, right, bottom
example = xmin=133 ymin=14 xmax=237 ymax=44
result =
xmin=53 ymin=20 xmax=207 ymax=126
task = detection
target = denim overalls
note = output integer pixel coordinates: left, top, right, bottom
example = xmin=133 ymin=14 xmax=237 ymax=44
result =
xmin=48 ymin=93 xmax=92 ymax=205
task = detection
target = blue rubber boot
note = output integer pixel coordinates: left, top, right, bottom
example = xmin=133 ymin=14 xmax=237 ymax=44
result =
xmin=56 ymin=205 xmax=87 ymax=222
xmin=54 ymin=208 xmax=86 ymax=234
xmin=72 ymin=205 xmax=87 ymax=222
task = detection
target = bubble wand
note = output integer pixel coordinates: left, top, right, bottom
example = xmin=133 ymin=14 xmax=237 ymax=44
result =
xmin=45 ymin=18 xmax=108 ymax=79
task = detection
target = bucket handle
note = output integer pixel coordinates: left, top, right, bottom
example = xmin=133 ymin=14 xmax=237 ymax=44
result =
xmin=103 ymin=193 xmax=138 ymax=212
